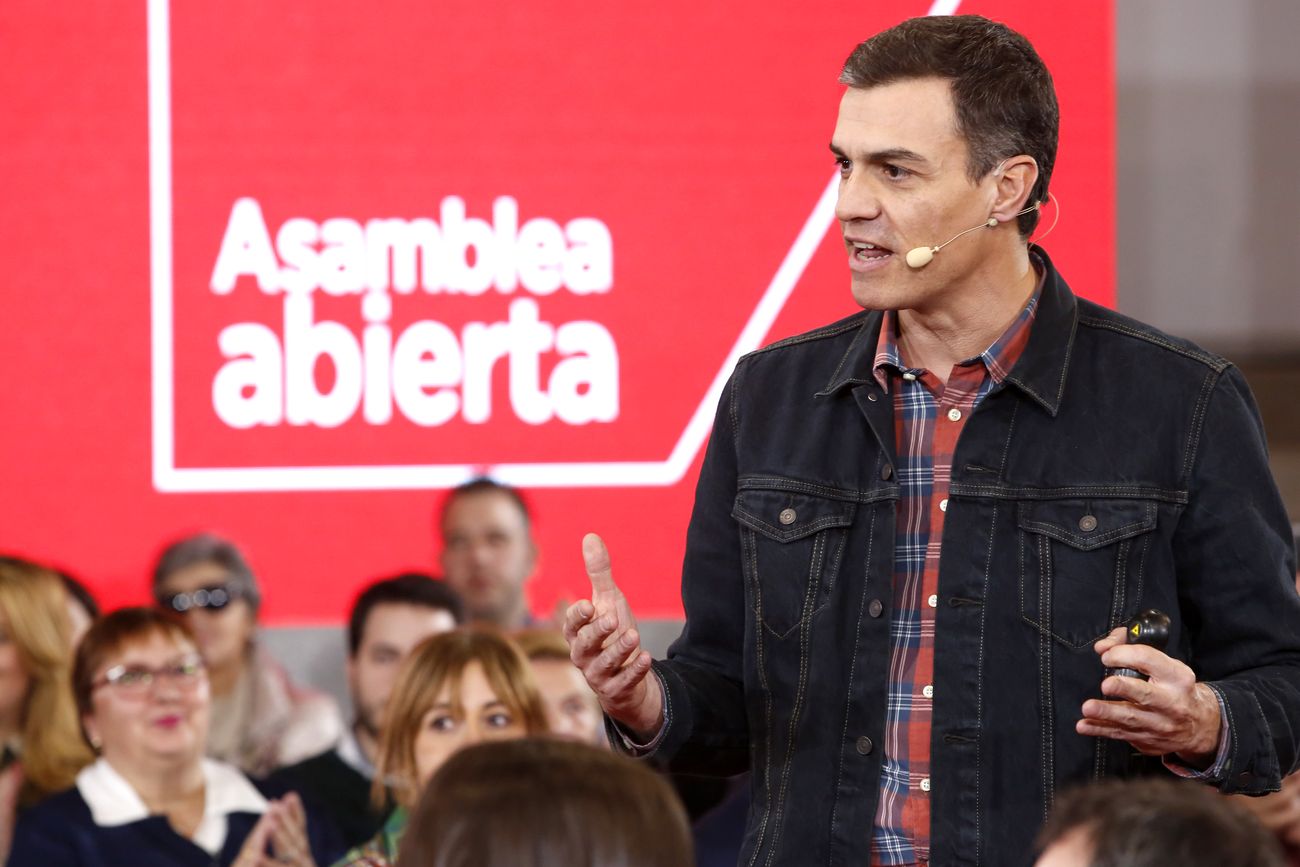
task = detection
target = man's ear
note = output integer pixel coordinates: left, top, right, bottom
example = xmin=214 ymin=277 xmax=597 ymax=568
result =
xmin=990 ymin=154 xmax=1040 ymax=223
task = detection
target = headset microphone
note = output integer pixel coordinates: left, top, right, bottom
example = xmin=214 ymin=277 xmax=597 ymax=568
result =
xmin=904 ymin=193 xmax=1059 ymax=269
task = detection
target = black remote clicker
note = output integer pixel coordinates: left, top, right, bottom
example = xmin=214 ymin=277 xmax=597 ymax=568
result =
xmin=1109 ymin=609 xmax=1171 ymax=680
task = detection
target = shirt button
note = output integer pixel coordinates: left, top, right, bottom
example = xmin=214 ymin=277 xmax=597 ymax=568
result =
xmin=855 ymin=736 xmax=874 ymax=756
xmin=922 ymin=685 xmax=934 ymax=699
xmin=778 ymin=508 xmax=797 ymax=526
xmin=1078 ymin=514 xmax=1098 ymax=532
xmin=903 ymin=372 xmax=917 ymax=381
xmin=920 ymin=778 xmax=931 ymax=792
xmin=868 ymin=599 xmax=884 ymax=618
xmin=927 ymin=594 xmax=938 ymax=608
xmin=939 ymin=498 xmax=948 ymax=512
xmin=880 ymin=464 xmax=893 ymax=481
xmin=947 ymin=408 xmax=962 ymax=422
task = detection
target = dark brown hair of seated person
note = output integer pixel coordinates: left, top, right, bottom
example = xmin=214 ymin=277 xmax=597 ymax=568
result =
xmin=1036 ymin=777 xmax=1285 ymax=867
xmin=395 ymin=737 xmax=694 ymax=867
xmin=72 ymin=607 xmax=196 ymax=733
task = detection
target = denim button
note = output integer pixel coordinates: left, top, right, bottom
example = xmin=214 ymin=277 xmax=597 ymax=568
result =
xmin=1078 ymin=514 xmax=1098 ymax=532
xmin=868 ymin=599 xmax=884 ymax=618
xmin=778 ymin=508 xmax=796 ymax=525
xmin=867 ymin=392 xmax=878 ymax=402
xmin=880 ymin=465 xmax=893 ymax=481
xmin=855 ymin=736 xmax=874 ymax=755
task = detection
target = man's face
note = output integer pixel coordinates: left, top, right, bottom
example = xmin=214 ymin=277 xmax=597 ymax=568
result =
xmin=439 ymin=490 xmax=536 ymax=627
xmin=347 ymin=602 xmax=458 ymax=739
xmin=831 ymin=77 xmax=1002 ymax=312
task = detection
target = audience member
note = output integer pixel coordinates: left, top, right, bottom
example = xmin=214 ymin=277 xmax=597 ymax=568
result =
xmin=8 ymin=607 xmax=341 ymax=866
xmin=152 ymin=532 xmax=344 ymax=776
xmin=514 ymin=628 xmax=604 ymax=745
xmin=1035 ymin=778 xmax=1284 ymax=867
xmin=0 ymin=556 xmax=96 ymax=861
xmin=334 ymin=628 xmax=548 ymax=867
xmin=395 ymin=738 xmax=694 ymax=867
xmin=274 ymin=573 xmax=462 ymax=848
xmin=437 ymin=479 xmax=538 ymax=629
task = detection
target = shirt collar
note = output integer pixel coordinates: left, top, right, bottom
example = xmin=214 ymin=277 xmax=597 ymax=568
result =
xmin=871 ymin=255 xmax=1044 ymax=392
xmin=77 ymin=757 xmax=268 ymax=855
xmin=336 ymin=726 xmax=377 ymax=779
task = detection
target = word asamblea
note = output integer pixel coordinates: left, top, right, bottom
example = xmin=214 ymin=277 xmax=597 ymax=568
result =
xmin=207 ymin=197 xmax=619 ymax=429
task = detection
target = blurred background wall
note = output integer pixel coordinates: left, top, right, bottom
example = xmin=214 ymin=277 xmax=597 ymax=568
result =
xmin=1117 ymin=0 xmax=1300 ymax=511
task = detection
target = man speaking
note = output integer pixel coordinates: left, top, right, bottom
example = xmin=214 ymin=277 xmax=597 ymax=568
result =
xmin=565 ymin=15 xmax=1300 ymax=866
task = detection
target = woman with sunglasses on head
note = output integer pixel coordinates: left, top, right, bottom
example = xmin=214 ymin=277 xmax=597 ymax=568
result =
xmin=334 ymin=628 xmax=548 ymax=867
xmin=152 ymin=533 xmax=343 ymax=777
xmin=0 ymin=556 xmax=97 ymax=862
xmin=8 ymin=607 xmax=343 ymax=866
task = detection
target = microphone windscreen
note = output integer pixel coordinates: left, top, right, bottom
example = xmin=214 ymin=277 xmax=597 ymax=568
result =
xmin=905 ymin=247 xmax=935 ymax=269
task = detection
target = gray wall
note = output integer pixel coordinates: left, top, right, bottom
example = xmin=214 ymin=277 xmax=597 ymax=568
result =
xmin=270 ymin=2 xmax=1300 ymax=707
xmin=1117 ymin=0 xmax=1300 ymax=354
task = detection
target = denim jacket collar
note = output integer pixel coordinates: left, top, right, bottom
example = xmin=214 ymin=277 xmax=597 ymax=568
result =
xmin=817 ymin=244 xmax=1078 ymax=417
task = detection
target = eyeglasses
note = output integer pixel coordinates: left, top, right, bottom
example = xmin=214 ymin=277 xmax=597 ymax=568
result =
xmin=93 ymin=654 xmax=206 ymax=693
xmin=159 ymin=583 xmax=241 ymax=613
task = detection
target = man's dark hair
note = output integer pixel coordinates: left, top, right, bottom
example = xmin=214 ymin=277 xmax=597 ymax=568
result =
xmin=438 ymin=477 xmax=533 ymax=531
xmin=347 ymin=572 xmax=465 ymax=656
xmin=840 ymin=15 xmax=1059 ymax=236
xmin=1036 ymin=778 xmax=1285 ymax=867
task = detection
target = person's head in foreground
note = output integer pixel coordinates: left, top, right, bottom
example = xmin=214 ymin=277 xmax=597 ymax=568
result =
xmin=1035 ymin=778 xmax=1285 ymax=867
xmin=395 ymin=737 xmax=693 ymax=867
xmin=513 ymin=628 xmax=604 ymax=745
xmin=374 ymin=627 xmax=549 ymax=811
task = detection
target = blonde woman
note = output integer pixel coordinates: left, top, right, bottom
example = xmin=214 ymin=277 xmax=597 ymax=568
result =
xmin=334 ymin=628 xmax=548 ymax=867
xmin=0 ymin=556 xmax=96 ymax=860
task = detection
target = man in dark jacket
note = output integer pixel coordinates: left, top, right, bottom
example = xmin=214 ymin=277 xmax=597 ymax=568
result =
xmin=564 ymin=14 xmax=1300 ymax=867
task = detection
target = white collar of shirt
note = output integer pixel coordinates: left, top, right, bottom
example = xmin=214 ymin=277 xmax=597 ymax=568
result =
xmin=335 ymin=727 xmax=376 ymax=780
xmin=76 ymin=757 xmax=269 ymax=855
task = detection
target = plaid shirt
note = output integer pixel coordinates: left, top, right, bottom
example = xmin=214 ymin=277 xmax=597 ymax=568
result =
xmin=868 ymin=279 xmax=1041 ymax=865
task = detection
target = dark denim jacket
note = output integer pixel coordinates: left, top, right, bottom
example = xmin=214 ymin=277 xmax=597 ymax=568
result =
xmin=639 ymin=248 xmax=1300 ymax=867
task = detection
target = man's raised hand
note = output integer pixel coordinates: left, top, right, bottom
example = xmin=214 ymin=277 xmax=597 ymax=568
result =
xmin=563 ymin=533 xmax=663 ymax=739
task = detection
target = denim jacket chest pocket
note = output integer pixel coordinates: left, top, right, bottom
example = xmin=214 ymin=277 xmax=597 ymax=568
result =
xmin=733 ymin=483 xmax=857 ymax=640
xmin=1017 ymin=498 xmax=1158 ymax=649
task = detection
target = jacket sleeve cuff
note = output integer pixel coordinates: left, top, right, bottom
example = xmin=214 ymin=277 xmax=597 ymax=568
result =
xmin=606 ymin=669 xmax=671 ymax=757
xmin=1187 ymin=680 xmax=1285 ymax=794
xmin=1162 ymin=683 xmax=1231 ymax=782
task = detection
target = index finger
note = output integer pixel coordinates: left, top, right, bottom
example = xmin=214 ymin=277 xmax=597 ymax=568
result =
xmin=1093 ymin=626 xmax=1128 ymax=655
xmin=582 ymin=533 xmax=618 ymax=595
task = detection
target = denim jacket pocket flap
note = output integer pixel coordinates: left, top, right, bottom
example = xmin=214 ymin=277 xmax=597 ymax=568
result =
xmin=1017 ymin=499 xmax=1157 ymax=551
xmin=732 ymin=488 xmax=856 ymax=543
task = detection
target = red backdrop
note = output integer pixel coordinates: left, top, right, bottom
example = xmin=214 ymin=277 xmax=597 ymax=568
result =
xmin=0 ymin=0 xmax=1113 ymax=623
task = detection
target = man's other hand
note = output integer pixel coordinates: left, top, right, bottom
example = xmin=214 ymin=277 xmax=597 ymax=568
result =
xmin=1077 ymin=626 xmax=1222 ymax=767
xmin=563 ymin=533 xmax=664 ymax=740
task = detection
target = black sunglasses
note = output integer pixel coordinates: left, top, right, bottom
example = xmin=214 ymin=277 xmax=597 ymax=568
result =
xmin=160 ymin=583 xmax=242 ymax=613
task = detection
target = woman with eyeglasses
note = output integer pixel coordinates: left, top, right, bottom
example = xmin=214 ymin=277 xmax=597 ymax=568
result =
xmin=333 ymin=628 xmax=549 ymax=867
xmin=0 ymin=557 xmax=97 ymax=862
xmin=152 ymin=533 xmax=343 ymax=777
xmin=8 ymin=607 xmax=343 ymax=866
